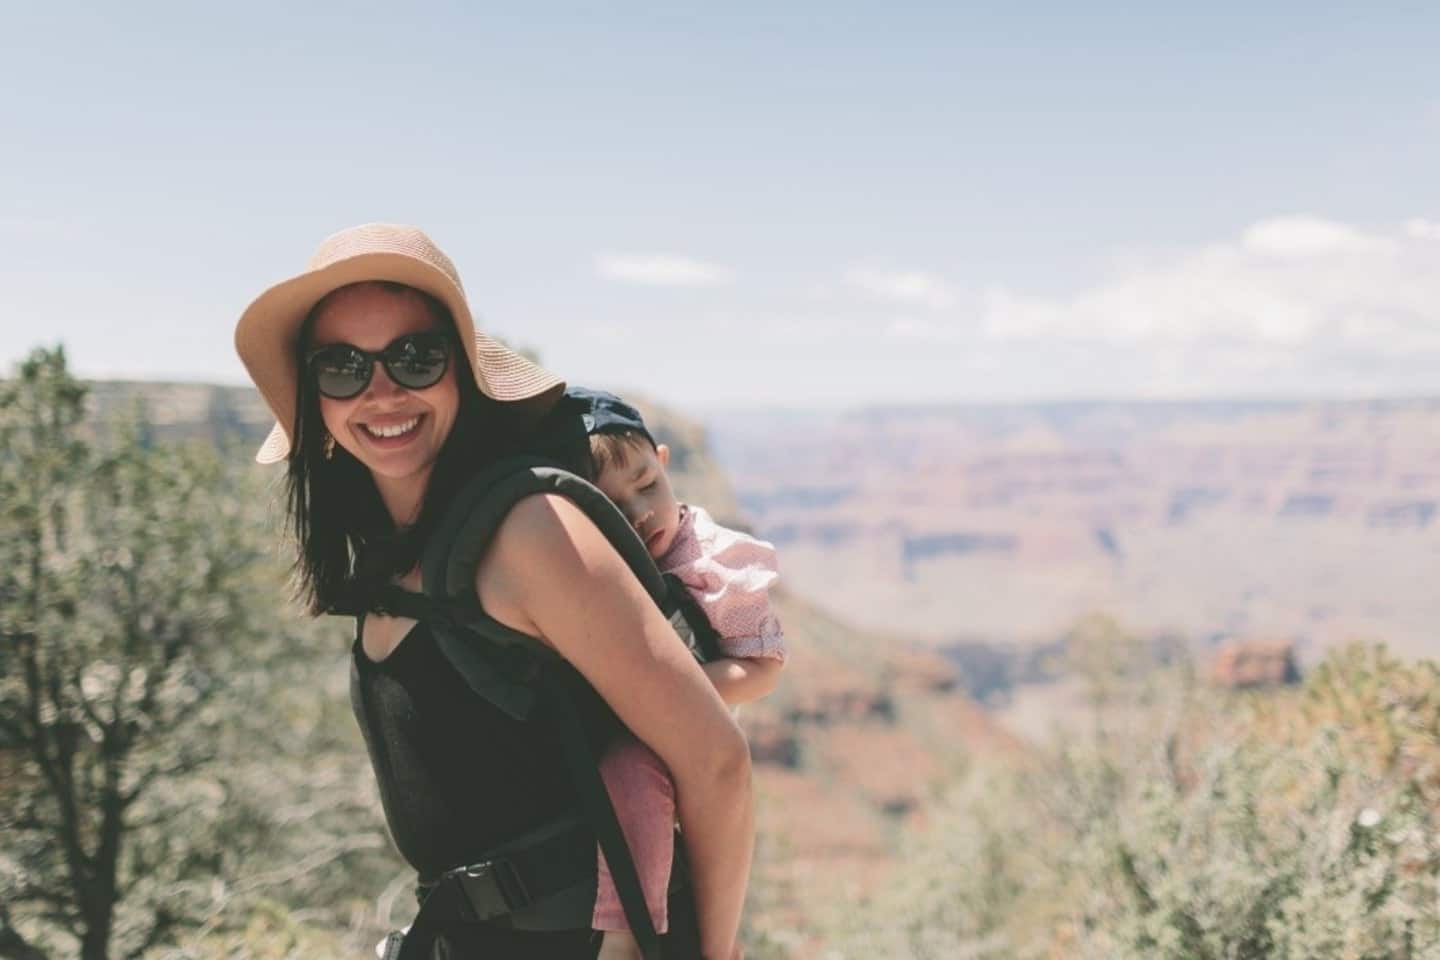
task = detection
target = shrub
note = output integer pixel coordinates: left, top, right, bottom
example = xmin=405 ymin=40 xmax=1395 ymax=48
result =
xmin=830 ymin=638 xmax=1440 ymax=959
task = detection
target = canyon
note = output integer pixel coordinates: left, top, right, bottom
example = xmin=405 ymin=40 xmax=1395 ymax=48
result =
xmin=708 ymin=399 xmax=1440 ymax=665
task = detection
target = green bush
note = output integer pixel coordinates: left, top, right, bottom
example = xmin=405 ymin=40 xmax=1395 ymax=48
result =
xmin=0 ymin=348 xmax=405 ymax=959
xmin=831 ymin=639 xmax=1440 ymax=960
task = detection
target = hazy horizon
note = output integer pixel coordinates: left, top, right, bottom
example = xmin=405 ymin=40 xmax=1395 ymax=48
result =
xmin=53 ymin=363 xmax=1440 ymax=417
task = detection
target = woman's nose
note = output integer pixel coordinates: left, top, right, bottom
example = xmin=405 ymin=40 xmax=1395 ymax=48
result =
xmin=363 ymin=362 xmax=405 ymax=400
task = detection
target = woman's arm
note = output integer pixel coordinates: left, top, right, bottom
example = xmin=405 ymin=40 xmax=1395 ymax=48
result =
xmin=477 ymin=493 xmax=752 ymax=960
xmin=704 ymin=656 xmax=783 ymax=707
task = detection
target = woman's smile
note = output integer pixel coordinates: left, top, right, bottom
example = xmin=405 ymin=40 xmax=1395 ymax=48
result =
xmin=357 ymin=413 xmax=425 ymax=443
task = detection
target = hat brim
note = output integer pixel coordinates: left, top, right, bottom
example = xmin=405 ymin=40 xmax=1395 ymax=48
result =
xmin=235 ymin=251 xmax=563 ymax=464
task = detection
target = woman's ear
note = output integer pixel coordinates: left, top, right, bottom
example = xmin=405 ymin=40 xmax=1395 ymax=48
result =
xmin=656 ymin=443 xmax=670 ymax=467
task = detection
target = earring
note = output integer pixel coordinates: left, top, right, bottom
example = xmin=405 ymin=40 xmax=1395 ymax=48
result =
xmin=322 ymin=433 xmax=336 ymax=460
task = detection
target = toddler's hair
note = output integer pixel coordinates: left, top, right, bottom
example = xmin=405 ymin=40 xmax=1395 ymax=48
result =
xmin=588 ymin=428 xmax=658 ymax=479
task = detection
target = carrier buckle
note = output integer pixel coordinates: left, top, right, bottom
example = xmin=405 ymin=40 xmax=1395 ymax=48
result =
xmin=452 ymin=857 xmax=531 ymax=921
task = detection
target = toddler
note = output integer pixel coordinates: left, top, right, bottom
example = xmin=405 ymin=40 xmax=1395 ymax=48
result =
xmin=571 ymin=388 xmax=785 ymax=960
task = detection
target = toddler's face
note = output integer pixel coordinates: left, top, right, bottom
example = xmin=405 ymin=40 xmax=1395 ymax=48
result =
xmin=595 ymin=441 xmax=682 ymax=559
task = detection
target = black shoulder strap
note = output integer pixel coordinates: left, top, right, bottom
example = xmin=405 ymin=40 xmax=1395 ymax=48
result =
xmin=423 ymin=454 xmax=669 ymax=615
xmin=419 ymin=456 xmax=671 ymax=960
xmin=542 ymin=667 xmax=665 ymax=960
xmin=374 ymin=583 xmax=550 ymax=722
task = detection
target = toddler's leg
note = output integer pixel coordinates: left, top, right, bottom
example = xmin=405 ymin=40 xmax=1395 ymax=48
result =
xmin=593 ymin=734 xmax=677 ymax=938
xmin=596 ymin=929 xmax=643 ymax=960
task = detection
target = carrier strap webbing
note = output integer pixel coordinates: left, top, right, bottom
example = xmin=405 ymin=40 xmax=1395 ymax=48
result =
xmin=544 ymin=668 xmax=665 ymax=960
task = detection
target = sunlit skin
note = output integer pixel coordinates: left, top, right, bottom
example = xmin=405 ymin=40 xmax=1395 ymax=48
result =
xmin=594 ymin=441 xmax=682 ymax=559
xmin=311 ymin=283 xmax=459 ymax=525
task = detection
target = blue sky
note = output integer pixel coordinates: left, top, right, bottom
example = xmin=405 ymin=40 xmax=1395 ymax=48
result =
xmin=3 ymin=3 xmax=1439 ymax=409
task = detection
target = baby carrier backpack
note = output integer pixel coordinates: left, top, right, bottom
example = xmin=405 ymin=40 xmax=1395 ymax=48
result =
xmin=355 ymin=450 xmax=722 ymax=960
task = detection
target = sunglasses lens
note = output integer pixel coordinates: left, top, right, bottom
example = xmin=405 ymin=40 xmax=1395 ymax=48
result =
xmin=311 ymin=347 xmax=370 ymax=399
xmin=383 ymin=334 xmax=449 ymax=390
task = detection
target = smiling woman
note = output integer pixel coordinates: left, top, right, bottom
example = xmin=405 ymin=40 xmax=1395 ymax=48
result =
xmin=232 ymin=224 xmax=752 ymax=960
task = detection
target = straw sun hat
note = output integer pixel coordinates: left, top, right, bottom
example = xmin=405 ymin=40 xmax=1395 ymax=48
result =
xmin=234 ymin=223 xmax=564 ymax=464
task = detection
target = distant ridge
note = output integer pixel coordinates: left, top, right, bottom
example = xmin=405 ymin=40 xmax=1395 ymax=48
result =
xmin=84 ymin=381 xmax=275 ymax=449
xmin=709 ymin=396 xmax=1440 ymax=660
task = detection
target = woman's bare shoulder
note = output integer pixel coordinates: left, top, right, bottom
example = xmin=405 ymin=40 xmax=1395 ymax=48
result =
xmin=487 ymin=492 xmax=605 ymax=569
xmin=475 ymin=492 xmax=613 ymax=632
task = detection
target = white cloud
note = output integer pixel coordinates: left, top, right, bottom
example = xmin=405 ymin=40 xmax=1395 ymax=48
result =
xmin=983 ymin=215 xmax=1440 ymax=356
xmin=1241 ymin=215 xmax=1394 ymax=259
xmin=594 ymin=253 xmax=732 ymax=287
xmin=844 ymin=265 xmax=956 ymax=309
xmin=1404 ymin=218 xmax=1440 ymax=241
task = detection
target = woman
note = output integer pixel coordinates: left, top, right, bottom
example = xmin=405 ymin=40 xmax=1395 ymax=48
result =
xmin=234 ymin=224 xmax=752 ymax=959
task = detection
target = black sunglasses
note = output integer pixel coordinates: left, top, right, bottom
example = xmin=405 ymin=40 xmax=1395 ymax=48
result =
xmin=306 ymin=332 xmax=451 ymax=400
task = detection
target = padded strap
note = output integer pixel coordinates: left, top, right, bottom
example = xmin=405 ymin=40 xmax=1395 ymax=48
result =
xmin=543 ymin=668 xmax=665 ymax=960
xmin=423 ymin=456 xmax=670 ymax=618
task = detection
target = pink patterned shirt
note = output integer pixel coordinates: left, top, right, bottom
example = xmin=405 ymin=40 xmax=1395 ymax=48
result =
xmin=655 ymin=504 xmax=786 ymax=661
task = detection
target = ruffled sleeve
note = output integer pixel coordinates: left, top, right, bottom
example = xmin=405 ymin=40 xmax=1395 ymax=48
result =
xmin=657 ymin=505 xmax=786 ymax=661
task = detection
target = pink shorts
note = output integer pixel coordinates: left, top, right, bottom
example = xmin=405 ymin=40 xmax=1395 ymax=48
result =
xmin=593 ymin=734 xmax=676 ymax=933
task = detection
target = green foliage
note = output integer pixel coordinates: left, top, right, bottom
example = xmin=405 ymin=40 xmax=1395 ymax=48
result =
xmin=830 ymin=630 xmax=1440 ymax=960
xmin=0 ymin=348 xmax=405 ymax=960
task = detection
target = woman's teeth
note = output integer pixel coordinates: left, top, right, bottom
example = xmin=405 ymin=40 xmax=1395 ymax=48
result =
xmin=365 ymin=416 xmax=420 ymax=439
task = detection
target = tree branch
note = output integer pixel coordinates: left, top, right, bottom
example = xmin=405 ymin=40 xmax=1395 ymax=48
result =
xmin=8 ymin=811 xmax=60 ymax=834
xmin=15 ymin=634 xmax=94 ymax=904
xmin=16 ymin=634 xmax=56 ymax=794
xmin=120 ymin=752 xmax=211 ymax=810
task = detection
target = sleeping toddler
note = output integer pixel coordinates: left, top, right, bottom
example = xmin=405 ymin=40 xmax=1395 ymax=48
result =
xmin=571 ymin=388 xmax=785 ymax=960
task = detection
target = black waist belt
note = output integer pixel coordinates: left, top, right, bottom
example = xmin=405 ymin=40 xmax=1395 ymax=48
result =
xmin=396 ymin=816 xmax=595 ymax=960
xmin=417 ymin=815 xmax=594 ymax=922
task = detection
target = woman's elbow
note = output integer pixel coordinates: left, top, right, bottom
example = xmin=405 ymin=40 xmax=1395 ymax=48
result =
xmin=701 ymin=717 xmax=751 ymax=795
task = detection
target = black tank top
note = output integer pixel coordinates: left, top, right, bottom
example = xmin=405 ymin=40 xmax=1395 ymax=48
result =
xmin=350 ymin=620 xmax=600 ymax=958
xmin=349 ymin=619 xmax=582 ymax=879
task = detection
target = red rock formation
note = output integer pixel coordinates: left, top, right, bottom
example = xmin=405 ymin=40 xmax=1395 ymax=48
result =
xmin=1210 ymin=638 xmax=1301 ymax=688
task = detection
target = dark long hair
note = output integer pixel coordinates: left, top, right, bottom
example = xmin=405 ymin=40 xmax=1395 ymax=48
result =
xmin=284 ymin=282 xmax=529 ymax=615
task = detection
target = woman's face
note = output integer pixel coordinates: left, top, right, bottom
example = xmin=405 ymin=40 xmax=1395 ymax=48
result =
xmin=310 ymin=283 xmax=460 ymax=502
